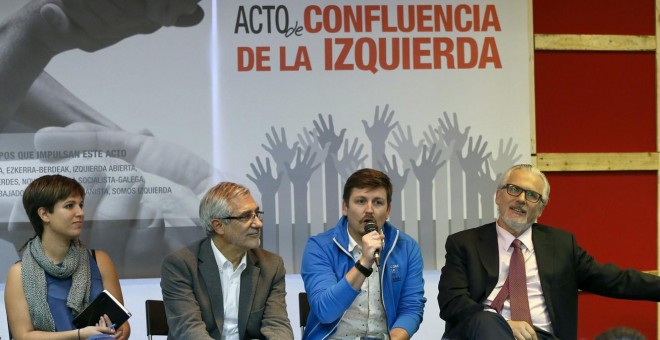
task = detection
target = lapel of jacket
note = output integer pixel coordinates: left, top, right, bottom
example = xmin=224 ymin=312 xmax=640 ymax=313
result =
xmin=238 ymin=250 xmax=260 ymax=340
xmin=198 ymin=238 xmax=225 ymax=337
xmin=478 ymin=223 xmax=500 ymax=293
xmin=531 ymin=225 xmax=558 ymax=327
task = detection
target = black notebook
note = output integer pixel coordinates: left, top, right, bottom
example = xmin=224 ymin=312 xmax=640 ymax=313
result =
xmin=73 ymin=290 xmax=132 ymax=328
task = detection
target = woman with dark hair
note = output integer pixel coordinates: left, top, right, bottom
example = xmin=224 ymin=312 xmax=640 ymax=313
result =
xmin=4 ymin=174 xmax=130 ymax=339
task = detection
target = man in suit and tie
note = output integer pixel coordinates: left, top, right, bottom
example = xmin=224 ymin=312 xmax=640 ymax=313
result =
xmin=160 ymin=181 xmax=293 ymax=339
xmin=438 ymin=164 xmax=660 ymax=340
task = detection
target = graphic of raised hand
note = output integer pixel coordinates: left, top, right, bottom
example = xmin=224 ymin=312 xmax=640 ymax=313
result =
xmin=313 ymin=114 xmax=346 ymax=222
xmin=390 ymin=123 xmax=422 ymax=239
xmin=411 ymin=143 xmax=446 ymax=185
xmin=459 ymin=135 xmax=491 ymax=175
xmin=334 ymin=137 xmax=368 ymax=180
xmin=423 ymin=122 xmax=454 ymax=270
xmin=262 ymin=126 xmax=299 ymax=172
xmin=247 ymin=156 xmax=282 ymax=202
xmin=438 ymin=111 xmax=471 ymax=154
xmin=313 ymin=114 xmax=345 ymax=157
xmin=287 ymin=146 xmax=322 ymax=190
xmin=489 ymin=137 xmax=522 ymax=179
xmin=421 ymin=122 xmax=454 ymax=265
xmin=362 ymin=104 xmax=398 ymax=167
xmin=389 ymin=124 xmax=423 ymax=171
xmin=410 ymin=143 xmax=446 ymax=269
xmin=476 ymin=162 xmax=496 ymax=222
xmin=286 ymin=146 xmax=322 ymax=273
xmin=379 ymin=154 xmax=409 ymax=228
xmin=298 ymin=126 xmax=329 ymax=166
xmin=380 ymin=154 xmax=410 ymax=194
xmin=297 ymin=126 xmax=327 ymax=236
xmin=247 ymin=156 xmax=282 ymax=253
xmin=438 ymin=111 xmax=470 ymax=232
xmin=423 ymin=123 xmax=453 ymax=154
xmin=459 ymin=135 xmax=491 ymax=229
xmin=261 ymin=127 xmax=296 ymax=267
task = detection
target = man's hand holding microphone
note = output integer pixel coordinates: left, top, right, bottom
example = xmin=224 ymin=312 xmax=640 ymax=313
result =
xmin=363 ymin=219 xmax=384 ymax=267
xmin=348 ymin=216 xmax=385 ymax=289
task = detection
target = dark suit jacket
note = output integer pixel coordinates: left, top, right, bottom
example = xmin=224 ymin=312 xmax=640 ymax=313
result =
xmin=160 ymin=237 xmax=293 ymax=339
xmin=437 ymin=222 xmax=660 ymax=340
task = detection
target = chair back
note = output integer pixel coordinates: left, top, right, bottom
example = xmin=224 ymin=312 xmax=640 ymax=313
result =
xmin=145 ymin=300 xmax=169 ymax=339
xmin=298 ymin=292 xmax=310 ymax=337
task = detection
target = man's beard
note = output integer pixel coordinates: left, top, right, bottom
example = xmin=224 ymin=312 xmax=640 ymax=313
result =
xmin=499 ymin=207 xmax=533 ymax=235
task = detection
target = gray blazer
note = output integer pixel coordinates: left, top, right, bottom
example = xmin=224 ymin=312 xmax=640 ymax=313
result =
xmin=160 ymin=237 xmax=293 ymax=339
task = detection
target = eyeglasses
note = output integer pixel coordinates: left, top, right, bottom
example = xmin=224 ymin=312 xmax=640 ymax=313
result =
xmin=501 ymin=184 xmax=544 ymax=203
xmin=220 ymin=210 xmax=264 ymax=223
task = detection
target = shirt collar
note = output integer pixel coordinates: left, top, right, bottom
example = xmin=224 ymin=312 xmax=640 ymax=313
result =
xmin=495 ymin=221 xmax=534 ymax=252
xmin=347 ymin=229 xmax=359 ymax=253
xmin=211 ymin=239 xmax=247 ymax=273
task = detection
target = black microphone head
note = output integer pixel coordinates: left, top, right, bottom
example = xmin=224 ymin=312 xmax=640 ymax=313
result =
xmin=363 ymin=220 xmax=379 ymax=233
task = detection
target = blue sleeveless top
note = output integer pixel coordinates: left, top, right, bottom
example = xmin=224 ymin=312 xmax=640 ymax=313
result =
xmin=46 ymin=253 xmax=103 ymax=331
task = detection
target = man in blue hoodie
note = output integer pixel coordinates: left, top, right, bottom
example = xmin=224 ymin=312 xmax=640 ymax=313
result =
xmin=301 ymin=168 xmax=426 ymax=340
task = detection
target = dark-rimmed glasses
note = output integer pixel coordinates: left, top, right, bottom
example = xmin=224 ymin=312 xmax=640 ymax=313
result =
xmin=220 ymin=210 xmax=264 ymax=223
xmin=501 ymin=184 xmax=543 ymax=203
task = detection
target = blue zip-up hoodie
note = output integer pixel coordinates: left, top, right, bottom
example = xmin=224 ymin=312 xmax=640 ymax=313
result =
xmin=301 ymin=216 xmax=426 ymax=339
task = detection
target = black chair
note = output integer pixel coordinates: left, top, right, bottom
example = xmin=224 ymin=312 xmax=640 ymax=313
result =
xmin=145 ymin=300 xmax=169 ymax=339
xmin=298 ymin=292 xmax=310 ymax=337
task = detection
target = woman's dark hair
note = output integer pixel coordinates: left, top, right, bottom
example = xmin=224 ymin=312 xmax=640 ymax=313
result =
xmin=22 ymin=174 xmax=85 ymax=237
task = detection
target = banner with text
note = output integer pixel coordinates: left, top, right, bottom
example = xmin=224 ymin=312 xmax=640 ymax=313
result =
xmin=217 ymin=1 xmax=531 ymax=273
xmin=0 ymin=0 xmax=530 ymax=280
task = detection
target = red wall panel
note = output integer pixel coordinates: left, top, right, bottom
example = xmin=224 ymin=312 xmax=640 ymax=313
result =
xmin=533 ymin=1 xmax=658 ymax=338
xmin=540 ymin=172 xmax=658 ymax=339
xmin=576 ymin=294 xmax=658 ymax=340
xmin=540 ymin=172 xmax=656 ymax=269
xmin=534 ymin=0 xmax=654 ymax=35
xmin=535 ymin=51 xmax=656 ymax=153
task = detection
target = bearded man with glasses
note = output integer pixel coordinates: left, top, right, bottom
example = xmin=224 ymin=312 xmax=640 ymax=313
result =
xmin=438 ymin=164 xmax=660 ymax=340
xmin=160 ymin=182 xmax=293 ymax=339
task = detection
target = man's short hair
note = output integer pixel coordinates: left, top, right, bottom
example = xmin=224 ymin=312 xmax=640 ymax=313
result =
xmin=342 ymin=168 xmax=393 ymax=205
xmin=199 ymin=182 xmax=251 ymax=236
xmin=497 ymin=164 xmax=551 ymax=204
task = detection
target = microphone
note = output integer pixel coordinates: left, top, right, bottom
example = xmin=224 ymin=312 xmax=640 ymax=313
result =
xmin=363 ymin=220 xmax=382 ymax=266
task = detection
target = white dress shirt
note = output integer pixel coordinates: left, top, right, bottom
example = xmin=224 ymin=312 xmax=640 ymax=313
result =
xmin=211 ymin=240 xmax=247 ymax=340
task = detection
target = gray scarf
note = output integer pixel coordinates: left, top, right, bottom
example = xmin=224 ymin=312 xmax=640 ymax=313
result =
xmin=21 ymin=237 xmax=91 ymax=331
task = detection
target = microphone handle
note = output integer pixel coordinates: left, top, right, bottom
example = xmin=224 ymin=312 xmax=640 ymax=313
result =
xmin=364 ymin=222 xmax=382 ymax=266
